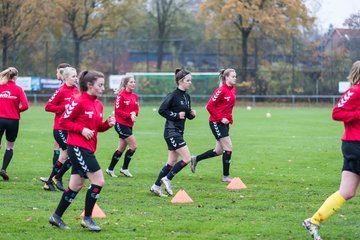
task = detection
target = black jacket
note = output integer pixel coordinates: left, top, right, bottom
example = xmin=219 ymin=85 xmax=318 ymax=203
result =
xmin=158 ymin=88 xmax=195 ymax=138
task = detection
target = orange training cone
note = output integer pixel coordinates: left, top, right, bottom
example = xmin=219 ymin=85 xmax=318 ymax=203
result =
xmin=226 ymin=177 xmax=247 ymax=190
xmin=80 ymin=203 xmax=106 ymax=218
xmin=171 ymin=189 xmax=193 ymax=203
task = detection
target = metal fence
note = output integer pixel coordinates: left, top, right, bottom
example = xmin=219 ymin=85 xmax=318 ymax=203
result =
xmin=27 ymin=94 xmax=341 ymax=107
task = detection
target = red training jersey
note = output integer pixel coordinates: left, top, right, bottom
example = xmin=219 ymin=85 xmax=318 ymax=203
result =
xmin=59 ymin=92 xmax=112 ymax=152
xmin=333 ymin=84 xmax=360 ymax=141
xmin=206 ymin=83 xmax=236 ymax=124
xmin=114 ymin=89 xmax=139 ymax=127
xmin=0 ymin=80 xmax=29 ymax=120
xmin=45 ymin=84 xmax=79 ymax=130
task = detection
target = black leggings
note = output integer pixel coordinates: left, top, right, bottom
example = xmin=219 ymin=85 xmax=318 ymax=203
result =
xmin=0 ymin=118 xmax=19 ymax=143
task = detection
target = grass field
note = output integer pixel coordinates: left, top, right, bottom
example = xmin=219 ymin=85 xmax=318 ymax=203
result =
xmin=0 ymin=105 xmax=359 ymax=239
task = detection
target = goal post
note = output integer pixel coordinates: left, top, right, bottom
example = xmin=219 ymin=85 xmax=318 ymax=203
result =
xmin=109 ymin=72 xmax=220 ymax=97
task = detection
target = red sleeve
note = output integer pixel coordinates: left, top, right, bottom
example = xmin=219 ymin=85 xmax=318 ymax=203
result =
xmin=332 ymin=89 xmax=360 ymax=122
xmin=59 ymin=100 xmax=84 ymax=133
xmin=206 ymin=88 xmax=224 ymax=121
xmin=45 ymin=90 xmax=65 ymax=114
xmin=115 ymin=94 xmax=131 ymax=119
xmin=98 ymin=103 xmax=112 ymax=132
xmin=19 ymin=88 xmax=29 ymax=112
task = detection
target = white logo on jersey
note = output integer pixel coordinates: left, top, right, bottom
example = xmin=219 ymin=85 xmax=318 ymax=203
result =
xmin=63 ymin=101 xmax=78 ymax=118
xmin=115 ymin=96 xmax=120 ymax=108
xmin=224 ymin=96 xmax=230 ymax=101
xmin=85 ymin=111 xmax=94 ymax=118
xmin=212 ymin=90 xmax=221 ymax=101
xmin=124 ymin=100 xmax=130 ymax=105
xmin=338 ymin=90 xmax=354 ymax=107
xmin=48 ymin=90 xmax=59 ymax=102
xmin=0 ymin=91 xmax=17 ymax=99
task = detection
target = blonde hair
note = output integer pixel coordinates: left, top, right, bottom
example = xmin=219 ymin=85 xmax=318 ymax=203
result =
xmin=219 ymin=68 xmax=236 ymax=87
xmin=62 ymin=67 xmax=77 ymax=78
xmin=348 ymin=61 xmax=360 ymax=86
xmin=114 ymin=76 xmax=134 ymax=94
xmin=0 ymin=67 xmax=18 ymax=85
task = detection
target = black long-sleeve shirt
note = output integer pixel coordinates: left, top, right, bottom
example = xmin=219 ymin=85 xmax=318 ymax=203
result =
xmin=158 ymin=88 xmax=195 ymax=138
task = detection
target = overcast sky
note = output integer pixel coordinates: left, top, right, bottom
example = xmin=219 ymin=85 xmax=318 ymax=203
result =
xmin=305 ymin=0 xmax=360 ymax=32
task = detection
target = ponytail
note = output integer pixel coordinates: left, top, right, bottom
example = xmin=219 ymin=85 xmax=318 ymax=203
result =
xmin=114 ymin=76 xmax=134 ymax=94
xmin=0 ymin=67 xmax=18 ymax=85
xmin=218 ymin=68 xmax=236 ymax=87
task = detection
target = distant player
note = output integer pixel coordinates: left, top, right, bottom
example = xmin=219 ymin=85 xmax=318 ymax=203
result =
xmin=0 ymin=67 xmax=29 ymax=180
xmin=106 ymin=76 xmax=139 ymax=178
xmin=43 ymin=67 xmax=79 ymax=191
xmin=40 ymin=63 xmax=71 ymax=183
xmin=303 ymin=61 xmax=360 ymax=240
xmin=190 ymin=68 xmax=237 ymax=182
xmin=150 ymin=68 xmax=196 ymax=197
xmin=49 ymin=70 xmax=115 ymax=231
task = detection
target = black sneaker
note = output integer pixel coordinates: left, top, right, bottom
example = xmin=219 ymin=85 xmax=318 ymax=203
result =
xmin=40 ymin=177 xmax=49 ymax=183
xmin=43 ymin=182 xmax=56 ymax=191
xmin=0 ymin=170 xmax=9 ymax=181
xmin=49 ymin=213 xmax=70 ymax=230
xmin=190 ymin=156 xmax=197 ymax=173
xmin=53 ymin=177 xmax=65 ymax=191
xmin=81 ymin=216 xmax=101 ymax=231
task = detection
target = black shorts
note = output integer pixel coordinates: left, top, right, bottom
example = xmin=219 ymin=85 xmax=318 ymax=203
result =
xmin=342 ymin=140 xmax=360 ymax=175
xmin=165 ymin=134 xmax=187 ymax=151
xmin=209 ymin=121 xmax=230 ymax=140
xmin=0 ymin=118 xmax=19 ymax=142
xmin=53 ymin=129 xmax=68 ymax=150
xmin=67 ymin=145 xmax=101 ymax=178
xmin=114 ymin=122 xmax=133 ymax=139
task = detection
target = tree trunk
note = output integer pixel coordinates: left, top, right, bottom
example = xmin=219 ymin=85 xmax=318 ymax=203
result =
xmin=156 ymin=39 xmax=164 ymax=71
xmin=240 ymin=29 xmax=251 ymax=82
xmin=2 ymin=36 xmax=8 ymax=68
xmin=74 ymin=40 xmax=81 ymax=69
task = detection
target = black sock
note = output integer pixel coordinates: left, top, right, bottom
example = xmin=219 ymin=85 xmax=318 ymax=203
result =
xmin=222 ymin=151 xmax=232 ymax=176
xmin=108 ymin=150 xmax=123 ymax=170
xmin=55 ymin=187 xmax=78 ymax=217
xmin=167 ymin=160 xmax=187 ymax=180
xmin=2 ymin=149 xmax=13 ymax=171
xmin=47 ymin=161 xmax=63 ymax=183
xmin=55 ymin=159 xmax=72 ymax=180
xmin=122 ymin=149 xmax=135 ymax=169
xmin=53 ymin=150 xmax=60 ymax=166
xmin=196 ymin=149 xmax=218 ymax=162
xmin=155 ymin=164 xmax=172 ymax=186
xmin=85 ymin=184 xmax=102 ymax=217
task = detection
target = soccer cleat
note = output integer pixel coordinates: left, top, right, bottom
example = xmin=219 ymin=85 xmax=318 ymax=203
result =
xmin=0 ymin=169 xmax=9 ymax=181
xmin=161 ymin=177 xmax=173 ymax=196
xmin=52 ymin=177 xmax=65 ymax=191
xmin=190 ymin=156 xmax=197 ymax=173
xmin=105 ymin=168 xmax=118 ymax=178
xmin=120 ymin=168 xmax=133 ymax=177
xmin=150 ymin=184 xmax=168 ymax=197
xmin=49 ymin=213 xmax=70 ymax=230
xmin=222 ymin=175 xmax=233 ymax=182
xmin=43 ymin=182 xmax=56 ymax=191
xmin=303 ymin=218 xmax=322 ymax=240
xmin=81 ymin=216 xmax=101 ymax=231
xmin=40 ymin=177 xmax=49 ymax=183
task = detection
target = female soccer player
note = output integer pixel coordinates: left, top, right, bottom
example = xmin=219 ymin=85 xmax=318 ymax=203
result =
xmin=150 ymin=68 xmax=196 ymax=197
xmin=190 ymin=68 xmax=237 ymax=182
xmin=49 ymin=70 xmax=115 ymax=231
xmin=0 ymin=67 xmax=29 ymax=181
xmin=43 ymin=66 xmax=79 ymax=191
xmin=303 ymin=61 xmax=360 ymax=240
xmin=106 ymin=76 xmax=139 ymax=178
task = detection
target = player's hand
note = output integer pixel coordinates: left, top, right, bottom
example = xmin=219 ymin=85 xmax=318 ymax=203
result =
xmin=221 ymin=118 xmax=229 ymax=124
xmin=190 ymin=109 xmax=196 ymax=117
xmin=130 ymin=112 xmax=137 ymax=122
xmin=179 ymin=111 xmax=185 ymax=119
xmin=107 ymin=116 xmax=115 ymax=126
xmin=82 ymin=128 xmax=94 ymax=140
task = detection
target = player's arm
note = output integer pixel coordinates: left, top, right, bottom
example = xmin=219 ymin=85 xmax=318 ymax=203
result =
xmin=332 ymin=89 xmax=360 ymax=122
xmin=158 ymin=93 xmax=179 ymax=121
